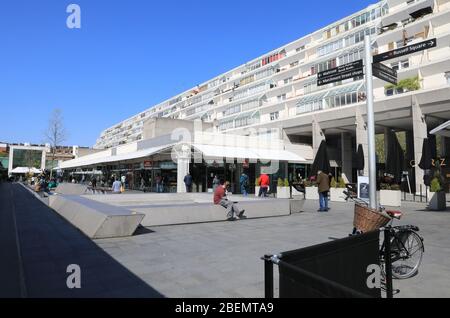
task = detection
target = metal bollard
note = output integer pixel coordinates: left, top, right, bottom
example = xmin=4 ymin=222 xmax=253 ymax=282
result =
xmin=384 ymin=229 xmax=394 ymax=299
xmin=420 ymin=185 xmax=422 ymax=203
xmin=263 ymin=255 xmax=274 ymax=299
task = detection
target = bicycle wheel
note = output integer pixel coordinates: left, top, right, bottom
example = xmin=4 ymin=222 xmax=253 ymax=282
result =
xmin=390 ymin=231 xmax=424 ymax=280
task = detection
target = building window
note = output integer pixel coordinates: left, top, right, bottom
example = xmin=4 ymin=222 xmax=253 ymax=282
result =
xmin=304 ymin=82 xmax=317 ymax=94
xmin=270 ymin=112 xmax=279 ymax=121
xmin=223 ymin=105 xmax=241 ymax=117
xmin=284 ymin=77 xmax=293 ymax=85
xmin=277 ymin=94 xmax=287 ymax=102
xmin=318 ymin=40 xmax=343 ymax=57
xmin=391 ymin=59 xmax=410 ymax=71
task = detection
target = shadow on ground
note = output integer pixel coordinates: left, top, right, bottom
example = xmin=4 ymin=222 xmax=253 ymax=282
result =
xmin=0 ymin=183 xmax=164 ymax=298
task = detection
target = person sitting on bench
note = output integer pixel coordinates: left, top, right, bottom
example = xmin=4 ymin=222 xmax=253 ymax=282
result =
xmin=213 ymin=179 xmax=245 ymax=221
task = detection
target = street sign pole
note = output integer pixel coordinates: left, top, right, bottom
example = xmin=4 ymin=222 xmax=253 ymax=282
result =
xmin=364 ymin=35 xmax=378 ymax=210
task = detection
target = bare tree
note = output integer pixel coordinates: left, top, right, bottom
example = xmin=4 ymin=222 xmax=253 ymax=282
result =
xmin=45 ymin=109 xmax=68 ymax=178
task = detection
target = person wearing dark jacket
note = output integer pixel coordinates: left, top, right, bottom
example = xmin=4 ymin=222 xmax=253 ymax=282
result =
xmin=317 ymin=170 xmax=330 ymax=212
xmin=184 ymin=173 xmax=193 ymax=193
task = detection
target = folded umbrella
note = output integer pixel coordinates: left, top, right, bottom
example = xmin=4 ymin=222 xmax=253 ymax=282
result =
xmin=356 ymin=144 xmax=365 ymax=172
xmin=310 ymin=141 xmax=331 ymax=177
xmin=418 ymin=138 xmax=433 ymax=186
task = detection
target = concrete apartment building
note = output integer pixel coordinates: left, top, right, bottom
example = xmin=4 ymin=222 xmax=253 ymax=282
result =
xmin=87 ymin=0 xmax=450 ymax=192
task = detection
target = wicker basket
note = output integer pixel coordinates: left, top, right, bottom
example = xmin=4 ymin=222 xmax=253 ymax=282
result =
xmin=353 ymin=204 xmax=390 ymax=233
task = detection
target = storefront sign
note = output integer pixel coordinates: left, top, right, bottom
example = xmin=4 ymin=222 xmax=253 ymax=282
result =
xmin=144 ymin=160 xmax=153 ymax=168
xmin=160 ymin=162 xmax=177 ymax=170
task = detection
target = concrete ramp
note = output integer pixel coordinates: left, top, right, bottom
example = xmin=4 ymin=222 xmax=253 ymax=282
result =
xmin=49 ymin=195 xmax=144 ymax=239
xmin=55 ymin=183 xmax=89 ymax=195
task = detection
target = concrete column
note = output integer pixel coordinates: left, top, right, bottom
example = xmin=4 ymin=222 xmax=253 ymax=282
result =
xmin=312 ymin=117 xmax=325 ymax=157
xmin=176 ymin=145 xmax=191 ymax=194
xmin=412 ymin=96 xmax=428 ymax=194
xmin=355 ymin=108 xmax=369 ymax=176
xmin=384 ymin=127 xmax=391 ymax=164
xmin=41 ymin=150 xmax=47 ymax=171
xmin=405 ymin=131 xmax=415 ymax=193
xmin=341 ymin=132 xmax=353 ymax=183
xmin=8 ymin=147 xmax=14 ymax=176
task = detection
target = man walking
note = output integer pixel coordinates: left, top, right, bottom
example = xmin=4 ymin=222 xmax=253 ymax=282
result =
xmin=239 ymin=172 xmax=249 ymax=197
xmin=184 ymin=173 xmax=193 ymax=193
xmin=155 ymin=174 xmax=163 ymax=193
xmin=317 ymin=170 xmax=330 ymax=212
xmin=214 ymin=180 xmax=245 ymax=221
xmin=258 ymin=173 xmax=270 ymax=198
xmin=91 ymin=177 xmax=97 ymax=194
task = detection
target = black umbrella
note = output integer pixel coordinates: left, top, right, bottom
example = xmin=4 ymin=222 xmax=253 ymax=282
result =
xmin=418 ymin=138 xmax=433 ymax=186
xmin=310 ymin=140 xmax=331 ymax=177
xmin=356 ymin=144 xmax=365 ymax=172
xmin=385 ymin=130 xmax=405 ymax=183
xmin=418 ymin=138 xmax=432 ymax=170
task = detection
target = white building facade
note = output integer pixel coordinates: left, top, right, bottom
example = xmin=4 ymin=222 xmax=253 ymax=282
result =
xmin=94 ymin=0 xmax=450 ymax=192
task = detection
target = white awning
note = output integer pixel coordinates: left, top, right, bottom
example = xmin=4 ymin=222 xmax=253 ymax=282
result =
xmin=59 ymin=145 xmax=173 ymax=169
xmin=192 ymin=144 xmax=306 ymax=162
xmin=430 ymin=120 xmax=450 ymax=137
xmin=10 ymin=167 xmax=42 ymax=174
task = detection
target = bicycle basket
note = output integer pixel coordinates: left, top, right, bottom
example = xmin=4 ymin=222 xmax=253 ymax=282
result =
xmin=354 ymin=204 xmax=391 ymax=233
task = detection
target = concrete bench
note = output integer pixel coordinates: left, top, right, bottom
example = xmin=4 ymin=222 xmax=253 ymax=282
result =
xmin=86 ymin=186 xmax=113 ymax=195
xmin=129 ymin=198 xmax=301 ymax=227
xmin=55 ymin=183 xmax=90 ymax=195
xmin=49 ymin=195 xmax=144 ymax=239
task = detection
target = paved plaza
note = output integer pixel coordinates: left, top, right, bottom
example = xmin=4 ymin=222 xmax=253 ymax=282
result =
xmin=95 ymin=198 xmax=450 ymax=298
xmin=1 ymin=182 xmax=450 ymax=298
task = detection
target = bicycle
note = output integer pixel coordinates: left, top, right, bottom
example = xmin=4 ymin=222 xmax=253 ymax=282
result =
xmin=344 ymin=190 xmax=425 ymax=280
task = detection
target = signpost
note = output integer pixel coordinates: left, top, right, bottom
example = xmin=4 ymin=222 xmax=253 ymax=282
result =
xmin=372 ymin=63 xmax=397 ymax=85
xmin=364 ymin=36 xmax=378 ymax=210
xmin=373 ymin=38 xmax=437 ymax=63
xmin=317 ymin=60 xmax=364 ymax=86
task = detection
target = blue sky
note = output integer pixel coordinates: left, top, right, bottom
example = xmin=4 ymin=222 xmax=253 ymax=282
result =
xmin=1 ymin=0 xmax=375 ymax=147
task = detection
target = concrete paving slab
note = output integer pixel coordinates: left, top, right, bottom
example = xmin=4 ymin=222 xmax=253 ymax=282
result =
xmin=95 ymin=199 xmax=450 ymax=298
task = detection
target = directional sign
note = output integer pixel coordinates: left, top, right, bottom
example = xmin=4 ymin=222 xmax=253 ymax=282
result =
xmin=317 ymin=68 xmax=364 ymax=86
xmin=373 ymin=68 xmax=397 ymax=85
xmin=373 ymin=38 xmax=437 ymax=63
xmin=372 ymin=63 xmax=397 ymax=85
xmin=373 ymin=63 xmax=397 ymax=77
xmin=318 ymin=60 xmax=363 ymax=79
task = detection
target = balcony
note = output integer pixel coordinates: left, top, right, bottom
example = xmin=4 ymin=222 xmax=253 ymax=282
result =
xmin=382 ymin=0 xmax=434 ymax=28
